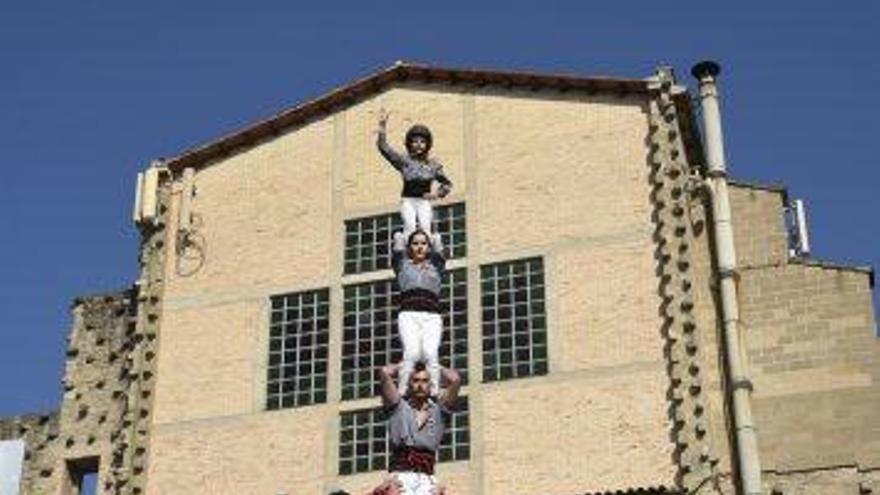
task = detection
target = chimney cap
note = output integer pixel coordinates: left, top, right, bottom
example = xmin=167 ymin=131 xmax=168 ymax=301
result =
xmin=691 ymin=60 xmax=721 ymax=80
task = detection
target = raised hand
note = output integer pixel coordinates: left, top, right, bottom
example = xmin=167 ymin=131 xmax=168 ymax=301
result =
xmin=377 ymin=107 xmax=390 ymax=129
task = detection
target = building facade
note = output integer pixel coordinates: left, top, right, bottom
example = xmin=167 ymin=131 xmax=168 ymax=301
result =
xmin=1 ymin=63 xmax=877 ymax=495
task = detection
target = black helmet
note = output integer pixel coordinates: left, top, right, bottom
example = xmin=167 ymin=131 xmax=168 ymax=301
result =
xmin=405 ymin=124 xmax=433 ymax=150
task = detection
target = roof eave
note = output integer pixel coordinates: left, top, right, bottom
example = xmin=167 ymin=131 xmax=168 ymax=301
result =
xmin=163 ymin=63 xmax=652 ymax=174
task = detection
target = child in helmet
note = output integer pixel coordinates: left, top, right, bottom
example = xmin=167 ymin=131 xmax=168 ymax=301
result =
xmin=377 ymin=109 xmax=453 ymax=238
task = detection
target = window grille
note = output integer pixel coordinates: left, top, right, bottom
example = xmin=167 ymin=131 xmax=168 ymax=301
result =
xmin=438 ymin=398 xmax=470 ymax=463
xmin=480 ymin=258 xmax=548 ymax=382
xmin=266 ymin=289 xmax=330 ymax=410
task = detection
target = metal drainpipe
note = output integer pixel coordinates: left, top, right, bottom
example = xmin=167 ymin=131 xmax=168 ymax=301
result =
xmin=691 ymin=61 xmax=764 ymax=495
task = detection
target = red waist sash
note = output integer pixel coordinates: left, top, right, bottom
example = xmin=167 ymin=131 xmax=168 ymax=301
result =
xmin=388 ymin=445 xmax=436 ymax=475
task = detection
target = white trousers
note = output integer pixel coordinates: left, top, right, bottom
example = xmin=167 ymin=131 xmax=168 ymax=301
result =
xmin=398 ymin=311 xmax=443 ymax=396
xmin=391 ymin=471 xmax=437 ymax=495
xmin=401 ymin=197 xmax=434 ymax=238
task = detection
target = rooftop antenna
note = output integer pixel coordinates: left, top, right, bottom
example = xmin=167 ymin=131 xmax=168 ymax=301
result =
xmin=786 ymin=198 xmax=811 ymax=258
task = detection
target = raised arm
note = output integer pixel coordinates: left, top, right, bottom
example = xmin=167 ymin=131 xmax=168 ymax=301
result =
xmin=376 ymin=112 xmax=406 ymax=171
xmin=379 ymin=362 xmax=402 ymax=409
xmin=391 ymin=231 xmax=407 ymax=273
xmin=438 ymin=367 xmax=462 ymax=410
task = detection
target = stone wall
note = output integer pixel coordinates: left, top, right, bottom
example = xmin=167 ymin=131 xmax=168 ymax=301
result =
xmin=763 ymin=466 xmax=880 ymax=495
xmin=730 ymin=185 xmax=880 ymax=493
xmin=0 ymin=413 xmax=60 ymax=493
xmin=0 ymin=290 xmax=135 ymax=494
xmin=62 ymin=292 xmax=136 ymax=494
xmin=728 ymin=182 xmax=789 ymax=269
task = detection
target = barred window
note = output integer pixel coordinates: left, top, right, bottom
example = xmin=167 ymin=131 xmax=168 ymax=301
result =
xmin=341 ymin=270 xmax=468 ymax=401
xmin=344 ymin=203 xmax=467 ymax=275
xmin=481 ymin=258 xmax=547 ymax=382
xmin=438 ymin=397 xmax=471 ymax=463
xmin=338 ymin=408 xmax=388 ymax=475
xmin=434 ymin=202 xmax=467 ymax=260
xmin=266 ymin=289 xmax=330 ymax=410
xmin=338 ymin=398 xmax=470 ymax=475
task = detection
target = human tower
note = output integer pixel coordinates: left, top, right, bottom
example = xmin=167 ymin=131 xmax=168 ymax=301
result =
xmin=367 ymin=109 xmax=461 ymax=495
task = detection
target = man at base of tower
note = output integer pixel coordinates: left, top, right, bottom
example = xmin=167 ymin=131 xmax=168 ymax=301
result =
xmin=374 ymin=361 xmax=461 ymax=495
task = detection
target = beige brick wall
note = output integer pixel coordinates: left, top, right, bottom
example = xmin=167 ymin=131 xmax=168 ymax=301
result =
xmin=473 ymin=91 xmax=652 ymax=254
xmin=552 ymin=240 xmax=664 ymax=371
xmin=763 ymin=465 xmax=880 ymax=495
xmin=148 ymin=408 xmax=328 ymax=494
xmin=153 ymin=300 xmax=265 ymax=424
xmin=729 ymin=184 xmax=788 ymax=268
xmin=162 ymin=116 xmax=337 ymax=303
xmin=146 ymin=85 xmax=677 ymax=494
xmin=480 ymin=370 xmax=676 ymax=495
xmin=741 ymin=264 xmax=879 ymax=470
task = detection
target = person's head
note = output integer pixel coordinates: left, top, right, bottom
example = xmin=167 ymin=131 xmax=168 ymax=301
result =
xmin=405 ymin=124 xmax=432 ymax=160
xmin=408 ymin=361 xmax=431 ymax=400
xmin=407 ymin=229 xmax=431 ymax=263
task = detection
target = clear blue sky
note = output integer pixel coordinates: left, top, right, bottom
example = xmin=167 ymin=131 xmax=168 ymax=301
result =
xmin=1 ymin=2 xmax=877 ymax=416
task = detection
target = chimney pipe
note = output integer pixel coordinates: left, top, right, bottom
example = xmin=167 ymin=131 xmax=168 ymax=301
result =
xmin=691 ymin=60 xmax=764 ymax=495
xmin=692 ymin=61 xmax=726 ymax=175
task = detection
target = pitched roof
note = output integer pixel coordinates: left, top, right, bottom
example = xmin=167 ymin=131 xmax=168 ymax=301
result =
xmin=164 ymin=62 xmax=690 ymax=173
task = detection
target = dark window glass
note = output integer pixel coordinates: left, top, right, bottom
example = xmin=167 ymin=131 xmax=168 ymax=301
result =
xmin=480 ymin=258 xmax=548 ymax=382
xmin=266 ymin=289 xmax=330 ymax=409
